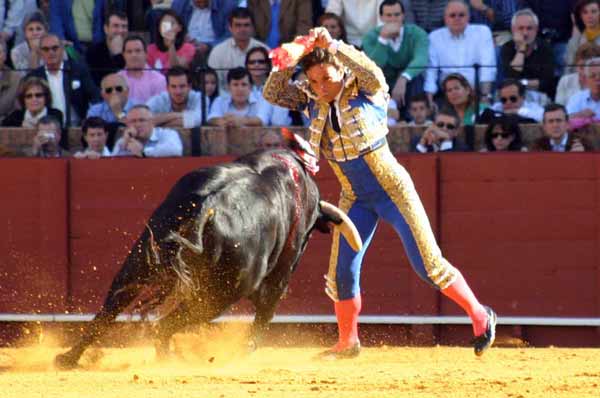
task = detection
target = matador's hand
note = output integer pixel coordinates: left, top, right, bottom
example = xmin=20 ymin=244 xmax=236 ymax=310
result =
xmin=311 ymin=27 xmax=333 ymax=49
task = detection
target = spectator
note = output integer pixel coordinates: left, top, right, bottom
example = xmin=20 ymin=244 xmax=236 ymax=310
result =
xmin=410 ymin=0 xmax=448 ymax=33
xmin=491 ymin=79 xmax=544 ymax=122
xmin=317 ymin=12 xmax=348 ymax=43
xmin=86 ymin=10 xmax=128 ymax=85
xmin=192 ymin=66 xmax=219 ymax=107
xmin=207 ymin=7 xmax=269 ymax=92
xmin=362 ymin=0 xmax=428 ymax=108
xmin=49 ymin=0 xmax=103 ymax=53
xmin=118 ymin=35 xmax=166 ymax=103
xmin=11 ymin=11 xmax=50 ymax=72
xmin=531 ymin=103 xmax=593 ymax=151
xmin=407 ymin=92 xmax=432 ymax=125
xmin=207 ymin=67 xmax=270 ymax=127
xmin=112 ymin=104 xmax=183 ymax=157
xmin=481 ymin=113 xmax=527 ymax=151
xmin=413 ymin=106 xmax=469 ymax=152
xmin=146 ymin=66 xmax=206 ymax=128
xmin=556 ymin=42 xmax=600 ymax=104
xmin=244 ymin=46 xmax=291 ymax=125
xmin=567 ymin=56 xmax=600 ymax=118
xmin=26 ymin=33 xmax=100 ymax=126
xmin=519 ymin=0 xmax=577 ymax=76
xmin=2 ymin=76 xmax=63 ymax=128
xmin=147 ymin=10 xmax=195 ymax=71
xmin=468 ymin=0 xmax=518 ymax=35
xmin=87 ymin=73 xmax=134 ymax=123
xmin=325 ymin=0 xmax=414 ymax=47
xmin=29 ymin=115 xmax=69 ymax=157
xmin=441 ymin=73 xmax=488 ymax=126
xmin=73 ymin=116 xmax=111 ymax=158
xmin=499 ymin=8 xmax=556 ymax=102
xmin=0 ymin=41 xmax=21 ymax=122
xmin=566 ymin=0 xmax=600 ymax=73
xmin=387 ymin=98 xmax=401 ymax=125
xmin=0 ymin=0 xmax=28 ymax=44
xmin=425 ymin=0 xmax=496 ymax=104
xmin=247 ymin=0 xmax=313 ymax=48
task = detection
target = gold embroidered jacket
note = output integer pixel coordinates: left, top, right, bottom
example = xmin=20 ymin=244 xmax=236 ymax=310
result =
xmin=263 ymin=41 xmax=390 ymax=161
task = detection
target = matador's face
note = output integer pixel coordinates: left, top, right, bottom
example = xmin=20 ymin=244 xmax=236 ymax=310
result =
xmin=305 ymin=63 xmax=344 ymax=103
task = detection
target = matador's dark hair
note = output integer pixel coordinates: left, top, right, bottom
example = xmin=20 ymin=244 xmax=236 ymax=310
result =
xmin=299 ymin=47 xmax=342 ymax=73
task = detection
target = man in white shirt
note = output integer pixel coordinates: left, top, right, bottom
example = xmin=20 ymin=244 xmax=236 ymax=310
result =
xmin=112 ymin=104 xmax=183 ymax=157
xmin=491 ymin=79 xmax=544 ymax=122
xmin=425 ymin=0 xmax=495 ymax=104
xmin=207 ymin=7 xmax=269 ymax=91
xmin=567 ymin=57 xmax=600 ymax=120
xmin=146 ymin=66 xmax=207 ymax=128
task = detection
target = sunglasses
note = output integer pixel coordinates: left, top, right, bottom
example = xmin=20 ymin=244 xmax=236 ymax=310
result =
xmin=25 ymin=92 xmax=44 ymax=99
xmin=41 ymin=45 xmax=60 ymax=52
xmin=436 ymin=121 xmax=457 ymax=130
xmin=247 ymin=59 xmax=267 ymax=65
xmin=500 ymin=95 xmax=519 ymax=104
xmin=104 ymin=86 xmax=124 ymax=94
xmin=448 ymin=12 xmax=466 ymax=18
xmin=491 ymin=132 xmax=512 ymax=139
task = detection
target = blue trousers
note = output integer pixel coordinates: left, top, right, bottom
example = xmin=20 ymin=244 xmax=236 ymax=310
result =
xmin=326 ymin=145 xmax=458 ymax=301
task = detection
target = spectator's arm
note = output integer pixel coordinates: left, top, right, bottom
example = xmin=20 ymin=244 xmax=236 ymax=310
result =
xmin=361 ymin=28 xmax=389 ymax=67
xmin=2 ymin=0 xmax=25 ymax=38
xmin=331 ymin=40 xmax=389 ymax=95
xmin=403 ymin=26 xmax=429 ymax=80
xmin=144 ymin=129 xmax=183 ymax=157
xmin=424 ymin=32 xmax=439 ymax=95
xmin=153 ymin=112 xmax=184 ymax=127
xmin=478 ymin=26 xmax=496 ymax=87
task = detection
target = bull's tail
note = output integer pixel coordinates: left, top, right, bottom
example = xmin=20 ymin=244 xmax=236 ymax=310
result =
xmin=166 ymin=204 xmax=215 ymax=297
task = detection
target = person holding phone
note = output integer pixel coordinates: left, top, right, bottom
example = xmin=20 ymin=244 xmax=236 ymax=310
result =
xmin=147 ymin=9 xmax=196 ymax=71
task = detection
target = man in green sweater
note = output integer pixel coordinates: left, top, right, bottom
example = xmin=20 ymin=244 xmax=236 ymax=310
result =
xmin=362 ymin=0 xmax=429 ymax=109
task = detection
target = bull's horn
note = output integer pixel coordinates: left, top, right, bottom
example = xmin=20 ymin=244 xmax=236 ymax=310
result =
xmin=319 ymin=201 xmax=363 ymax=252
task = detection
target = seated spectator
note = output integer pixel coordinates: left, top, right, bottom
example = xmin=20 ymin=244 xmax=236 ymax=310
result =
xmin=11 ymin=12 xmax=51 ymax=72
xmin=118 ymin=35 xmax=167 ymax=103
xmin=425 ymin=0 xmax=496 ymax=104
xmin=491 ymin=79 xmax=544 ymax=122
xmin=146 ymin=66 xmax=206 ymax=128
xmin=208 ymin=7 xmax=269 ymax=92
xmin=567 ymin=57 xmax=600 ymax=119
xmin=387 ymin=98 xmax=401 ymax=126
xmin=247 ymin=0 xmax=312 ymax=48
xmin=87 ymin=73 xmax=135 ymax=123
xmin=499 ymin=8 xmax=556 ymax=102
xmin=410 ymin=0 xmax=447 ymax=33
xmin=193 ymin=66 xmax=219 ymax=104
xmin=441 ymin=73 xmax=488 ymax=126
xmin=86 ymin=10 xmax=128 ymax=85
xmin=481 ymin=113 xmax=527 ymax=152
xmin=413 ymin=106 xmax=469 ymax=152
xmin=556 ymin=42 xmax=600 ymax=105
xmin=147 ymin=10 xmax=196 ymax=71
xmin=29 ymin=115 xmax=70 ymax=157
xmin=112 ymin=104 xmax=183 ymax=157
xmin=244 ymin=47 xmax=291 ymax=125
xmin=318 ymin=12 xmax=348 ymax=43
xmin=0 ymin=0 xmax=29 ymax=44
xmin=49 ymin=0 xmax=102 ymax=53
xmin=326 ymin=0 xmax=414 ymax=47
xmin=407 ymin=92 xmax=432 ymax=125
xmin=565 ymin=0 xmax=600 ymax=74
xmin=73 ymin=116 xmax=112 ymax=158
xmin=531 ymin=103 xmax=594 ymax=152
xmin=0 ymin=41 xmax=21 ymax=122
xmin=362 ymin=0 xmax=428 ymax=108
xmin=2 ymin=76 xmax=63 ymax=128
xmin=172 ymin=0 xmax=239 ymax=61
xmin=207 ymin=67 xmax=270 ymax=127
xmin=26 ymin=33 xmax=100 ymax=127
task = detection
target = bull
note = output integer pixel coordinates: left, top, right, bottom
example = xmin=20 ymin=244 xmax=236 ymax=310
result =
xmin=54 ymin=133 xmax=361 ymax=369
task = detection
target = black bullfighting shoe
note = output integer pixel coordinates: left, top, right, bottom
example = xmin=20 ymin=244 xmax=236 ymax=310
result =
xmin=472 ymin=306 xmax=497 ymax=356
xmin=317 ymin=341 xmax=361 ymax=360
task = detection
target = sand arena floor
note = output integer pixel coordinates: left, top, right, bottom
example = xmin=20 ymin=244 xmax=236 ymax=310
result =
xmin=0 ymin=326 xmax=599 ymax=398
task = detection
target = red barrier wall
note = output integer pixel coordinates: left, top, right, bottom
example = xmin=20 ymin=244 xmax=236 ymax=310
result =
xmin=1 ymin=154 xmax=599 ymax=323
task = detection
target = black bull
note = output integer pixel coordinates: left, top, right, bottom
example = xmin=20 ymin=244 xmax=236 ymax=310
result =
xmin=55 ymin=148 xmax=361 ymax=369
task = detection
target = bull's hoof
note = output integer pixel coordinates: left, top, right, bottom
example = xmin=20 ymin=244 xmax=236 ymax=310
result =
xmin=54 ymin=352 xmax=80 ymax=370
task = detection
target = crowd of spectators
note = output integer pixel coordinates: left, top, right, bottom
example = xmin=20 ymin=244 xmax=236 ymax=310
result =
xmin=0 ymin=0 xmax=598 ymax=158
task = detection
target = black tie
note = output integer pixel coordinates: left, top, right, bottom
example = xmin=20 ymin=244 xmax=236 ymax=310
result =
xmin=329 ymin=102 xmax=341 ymax=132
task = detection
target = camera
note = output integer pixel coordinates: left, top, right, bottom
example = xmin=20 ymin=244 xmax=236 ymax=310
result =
xmin=43 ymin=132 xmax=55 ymax=141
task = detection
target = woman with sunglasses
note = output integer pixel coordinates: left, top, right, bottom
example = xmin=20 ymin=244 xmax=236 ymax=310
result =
xmin=481 ymin=113 xmax=527 ymax=152
xmin=442 ymin=73 xmax=489 ymax=126
xmin=2 ymin=76 xmax=63 ymax=128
